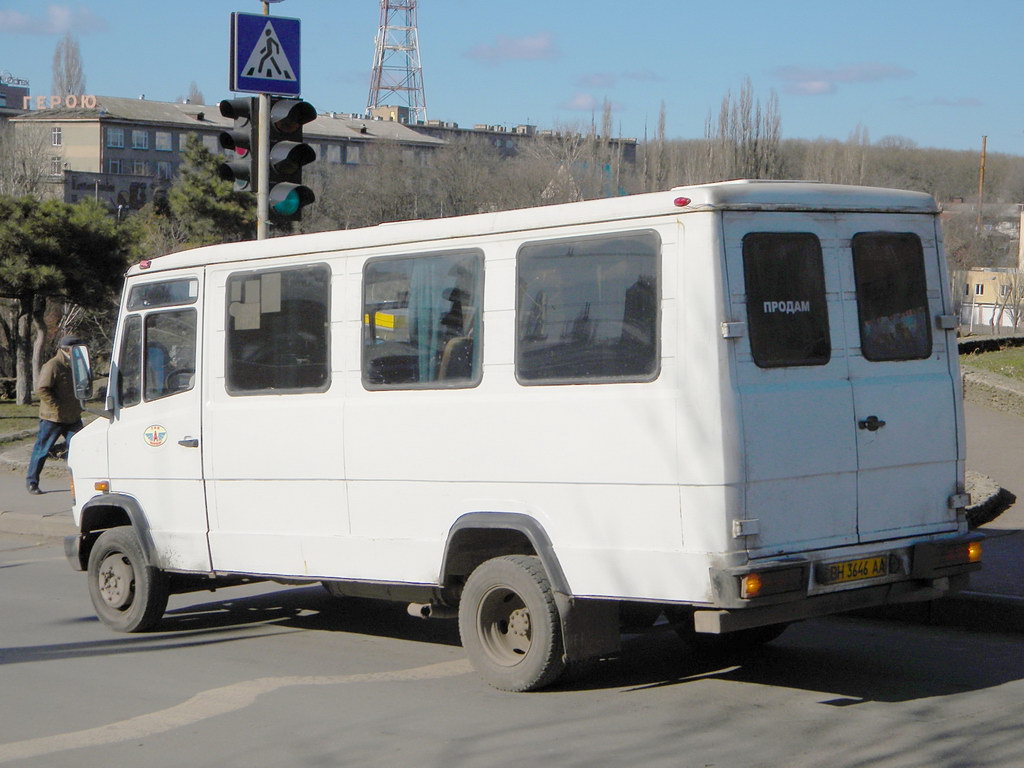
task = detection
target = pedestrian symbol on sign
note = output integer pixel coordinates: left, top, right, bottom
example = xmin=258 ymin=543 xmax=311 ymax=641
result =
xmin=242 ymin=21 xmax=295 ymax=81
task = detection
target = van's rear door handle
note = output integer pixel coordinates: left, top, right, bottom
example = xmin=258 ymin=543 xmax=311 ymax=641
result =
xmin=858 ymin=416 xmax=886 ymax=432
xmin=178 ymin=437 xmax=199 ymax=448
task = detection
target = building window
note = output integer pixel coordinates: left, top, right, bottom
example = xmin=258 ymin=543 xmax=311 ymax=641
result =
xmin=156 ymin=161 xmax=173 ymax=180
xmin=155 ymin=131 xmax=173 ymax=151
xmin=132 ymin=160 xmax=149 ymax=176
xmin=106 ymin=127 xmax=125 ymax=148
xmin=202 ymin=135 xmax=219 ymax=154
xmin=347 ymin=145 xmax=360 ymax=165
xmin=50 ymin=156 xmax=63 ymax=175
xmin=1001 ymin=284 xmax=1010 ymax=297
xmin=363 ymin=250 xmax=484 ymax=389
xmin=975 ymin=284 xmax=984 ymax=296
xmin=108 ymin=159 xmax=122 ymax=174
xmin=225 ymin=265 xmax=331 ymax=394
xmin=51 ymin=127 xmax=62 ymax=146
xmin=517 ymin=231 xmax=660 ymax=383
xmin=327 ymin=145 xmax=342 ymax=164
xmin=132 ymin=130 xmax=149 ymax=150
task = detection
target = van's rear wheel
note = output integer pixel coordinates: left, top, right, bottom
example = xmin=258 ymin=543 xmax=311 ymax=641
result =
xmin=87 ymin=527 xmax=169 ymax=633
xmin=459 ymin=555 xmax=566 ymax=692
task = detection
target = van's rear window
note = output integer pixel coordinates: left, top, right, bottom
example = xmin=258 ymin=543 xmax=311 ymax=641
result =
xmin=743 ymin=232 xmax=831 ymax=368
xmin=852 ymin=232 xmax=932 ymax=362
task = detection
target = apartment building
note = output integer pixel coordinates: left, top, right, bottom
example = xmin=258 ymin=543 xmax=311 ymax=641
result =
xmin=11 ymin=96 xmax=445 ymax=210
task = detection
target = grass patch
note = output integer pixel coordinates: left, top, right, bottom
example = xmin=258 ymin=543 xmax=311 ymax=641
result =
xmin=0 ymin=402 xmax=39 ymax=433
xmin=961 ymin=346 xmax=1024 ymax=382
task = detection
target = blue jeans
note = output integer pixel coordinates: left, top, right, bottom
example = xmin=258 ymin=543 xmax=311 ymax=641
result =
xmin=27 ymin=419 xmax=83 ymax=487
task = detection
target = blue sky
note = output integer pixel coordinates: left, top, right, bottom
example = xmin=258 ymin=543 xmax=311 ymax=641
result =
xmin=1 ymin=0 xmax=1021 ymax=154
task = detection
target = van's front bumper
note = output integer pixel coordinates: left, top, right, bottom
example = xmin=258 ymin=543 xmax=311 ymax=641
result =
xmin=695 ymin=534 xmax=982 ymax=634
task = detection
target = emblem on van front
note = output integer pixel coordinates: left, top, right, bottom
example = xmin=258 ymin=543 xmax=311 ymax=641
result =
xmin=143 ymin=425 xmax=168 ymax=447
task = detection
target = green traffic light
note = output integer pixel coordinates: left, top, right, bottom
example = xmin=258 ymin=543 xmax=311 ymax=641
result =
xmin=272 ymin=189 xmax=301 ymax=216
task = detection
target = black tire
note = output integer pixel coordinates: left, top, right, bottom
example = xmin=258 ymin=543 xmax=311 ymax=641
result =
xmin=87 ymin=527 xmax=169 ymax=632
xmin=458 ymin=555 xmax=566 ymax=692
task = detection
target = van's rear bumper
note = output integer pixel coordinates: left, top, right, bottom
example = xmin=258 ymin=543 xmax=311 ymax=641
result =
xmin=695 ymin=534 xmax=981 ymax=634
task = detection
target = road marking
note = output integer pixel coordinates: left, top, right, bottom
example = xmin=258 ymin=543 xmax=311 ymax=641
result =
xmin=0 ymin=659 xmax=472 ymax=763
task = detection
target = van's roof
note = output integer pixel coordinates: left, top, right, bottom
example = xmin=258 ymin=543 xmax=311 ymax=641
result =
xmin=131 ymin=180 xmax=938 ymax=275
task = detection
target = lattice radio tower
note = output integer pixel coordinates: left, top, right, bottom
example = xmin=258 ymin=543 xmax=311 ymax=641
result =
xmin=366 ymin=0 xmax=427 ymax=123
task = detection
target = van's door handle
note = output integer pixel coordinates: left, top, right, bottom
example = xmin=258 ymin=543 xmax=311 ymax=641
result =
xmin=858 ymin=416 xmax=886 ymax=432
xmin=178 ymin=437 xmax=199 ymax=448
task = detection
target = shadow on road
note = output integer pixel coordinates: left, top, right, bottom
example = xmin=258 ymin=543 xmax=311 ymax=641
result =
xmin=6 ymin=585 xmax=1021 ymax=705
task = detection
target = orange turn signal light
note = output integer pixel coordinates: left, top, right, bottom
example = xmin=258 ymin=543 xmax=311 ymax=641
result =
xmin=967 ymin=541 xmax=982 ymax=563
xmin=94 ymin=480 xmax=110 ymax=493
xmin=741 ymin=573 xmax=764 ymax=598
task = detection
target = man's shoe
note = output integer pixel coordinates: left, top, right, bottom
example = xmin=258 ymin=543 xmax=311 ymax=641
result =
xmin=27 ymin=484 xmax=42 ymax=495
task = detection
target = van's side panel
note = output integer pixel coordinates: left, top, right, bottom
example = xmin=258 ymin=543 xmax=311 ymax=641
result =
xmin=202 ymin=257 xmax=349 ymax=577
xmin=676 ymin=213 xmax=744 ymax=587
xmin=340 ymin=221 xmax=703 ymax=599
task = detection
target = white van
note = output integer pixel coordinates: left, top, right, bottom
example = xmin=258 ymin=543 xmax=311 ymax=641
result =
xmin=66 ymin=181 xmax=981 ymax=691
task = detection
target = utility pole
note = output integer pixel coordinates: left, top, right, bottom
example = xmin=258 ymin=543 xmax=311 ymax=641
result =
xmin=976 ymin=135 xmax=987 ymax=234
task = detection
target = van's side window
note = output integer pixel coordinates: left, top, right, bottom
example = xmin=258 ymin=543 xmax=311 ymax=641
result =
xmin=362 ymin=250 xmax=483 ymax=389
xmin=743 ymin=232 xmax=831 ymax=368
xmin=852 ymin=232 xmax=932 ymax=361
xmin=117 ymin=314 xmax=143 ymax=408
xmin=144 ymin=309 xmax=197 ymax=401
xmin=225 ymin=265 xmax=331 ymax=394
xmin=516 ymin=231 xmax=660 ymax=384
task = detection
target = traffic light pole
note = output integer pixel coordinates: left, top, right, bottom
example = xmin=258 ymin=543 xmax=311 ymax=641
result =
xmin=256 ymin=0 xmax=271 ymax=240
xmin=256 ymin=92 xmax=270 ymax=240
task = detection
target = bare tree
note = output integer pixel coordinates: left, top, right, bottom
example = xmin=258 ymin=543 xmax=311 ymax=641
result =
xmin=0 ymin=122 xmax=50 ymax=197
xmin=52 ymin=32 xmax=86 ymax=98
xmin=187 ymin=81 xmax=205 ymax=104
xmin=703 ymin=77 xmax=781 ymax=182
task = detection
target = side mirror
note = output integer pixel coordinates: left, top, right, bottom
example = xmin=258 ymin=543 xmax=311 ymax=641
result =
xmin=70 ymin=344 xmax=93 ymax=401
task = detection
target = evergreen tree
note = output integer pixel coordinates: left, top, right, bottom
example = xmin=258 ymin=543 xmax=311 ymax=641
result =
xmin=165 ymin=135 xmax=255 ymax=247
xmin=0 ymin=197 xmax=135 ymax=403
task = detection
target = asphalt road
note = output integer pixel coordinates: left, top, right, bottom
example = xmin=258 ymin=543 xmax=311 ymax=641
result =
xmin=1 ymin=535 xmax=1022 ymax=768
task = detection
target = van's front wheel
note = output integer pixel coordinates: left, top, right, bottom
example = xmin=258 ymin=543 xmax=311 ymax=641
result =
xmin=459 ymin=555 xmax=565 ymax=692
xmin=87 ymin=527 xmax=169 ymax=632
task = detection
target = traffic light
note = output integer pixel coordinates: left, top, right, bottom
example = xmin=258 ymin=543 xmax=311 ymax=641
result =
xmin=217 ymin=97 xmax=257 ymax=192
xmin=267 ymin=97 xmax=317 ymax=222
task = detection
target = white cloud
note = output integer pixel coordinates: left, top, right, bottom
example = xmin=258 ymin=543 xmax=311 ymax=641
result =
xmin=561 ymin=93 xmax=599 ymax=111
xmin=0 ymin=4 xmax=106 ymax=35
xmin=772 ymin=63 xmax=913 ymax=95
xmin=465 ymin=32 xmax=558 ymax=63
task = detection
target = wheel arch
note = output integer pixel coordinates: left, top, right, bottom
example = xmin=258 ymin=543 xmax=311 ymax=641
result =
xmin=440 ymin=512 xmax=571 ymax=596
xmin=72 ymin=494 xmax=159 ymax=571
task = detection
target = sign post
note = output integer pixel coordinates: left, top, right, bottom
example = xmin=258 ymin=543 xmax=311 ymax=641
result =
xmin=229 ymin=9 xmax=304 ymax=239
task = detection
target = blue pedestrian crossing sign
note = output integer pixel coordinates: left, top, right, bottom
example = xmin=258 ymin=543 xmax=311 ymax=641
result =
xmin=230 ymin=12 xmax=301 ymax=96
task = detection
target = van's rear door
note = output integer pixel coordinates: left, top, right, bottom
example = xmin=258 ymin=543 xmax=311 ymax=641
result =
xmin=723 ymin=211 xmax=959 ymax=558
xmin=724 ymin=212 xmax=860 ymax=556
xmin=837 ymin=215 xmax=960 ymax=541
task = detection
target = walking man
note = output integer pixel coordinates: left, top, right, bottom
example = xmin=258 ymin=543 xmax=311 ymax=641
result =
xmin=26 ymin=335 xmax=84 ymax=495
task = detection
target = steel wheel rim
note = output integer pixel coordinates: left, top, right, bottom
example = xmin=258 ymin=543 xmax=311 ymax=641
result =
xmin=97 ymin=552 xmax=135 ymax=610
xmin=476 ymin=586 xmax=532 ymax=667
